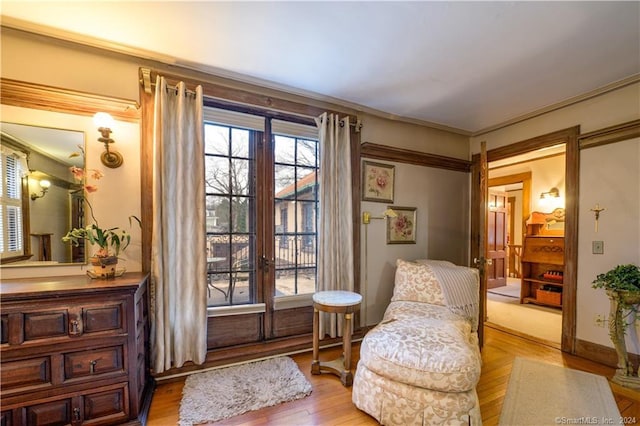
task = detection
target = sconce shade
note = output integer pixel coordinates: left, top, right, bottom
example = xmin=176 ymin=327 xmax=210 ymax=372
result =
xmin=93 ymin=112 xmax=115 ymax=130
xmin=31 ymin=179 xmax=51 ymax=200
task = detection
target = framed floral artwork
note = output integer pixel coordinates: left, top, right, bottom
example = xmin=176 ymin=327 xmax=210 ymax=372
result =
xmin=362 ymin=161 xmax=394 ymax=203
xmin=387 ymin=206 xmax=416 ymax=244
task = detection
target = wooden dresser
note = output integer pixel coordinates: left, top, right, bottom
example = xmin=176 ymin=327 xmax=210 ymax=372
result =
xmin=0 ymin=273 xmax=154 ymax=425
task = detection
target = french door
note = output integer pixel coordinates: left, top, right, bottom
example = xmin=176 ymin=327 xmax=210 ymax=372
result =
xmin=203 ymin=104 xmax=319 ymax=348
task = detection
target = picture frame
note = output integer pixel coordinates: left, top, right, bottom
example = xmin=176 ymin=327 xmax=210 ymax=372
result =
xmin=362 ymin=161 xmax=395 ymax=203
xmin=387 ymin=206 xmax=417 ymax=244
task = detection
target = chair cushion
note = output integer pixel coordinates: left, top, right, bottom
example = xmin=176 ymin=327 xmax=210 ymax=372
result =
xmin=383 ymin=300 xmax=463 ymax=324
xmin=360 ymin=316 xmax=481 ymax=393
xmin=391 ymin=259 xmax=446 ymax=305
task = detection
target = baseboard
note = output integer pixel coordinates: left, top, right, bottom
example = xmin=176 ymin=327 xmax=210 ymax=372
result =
xmin=575 ymin=338 xmax=639 ymax=369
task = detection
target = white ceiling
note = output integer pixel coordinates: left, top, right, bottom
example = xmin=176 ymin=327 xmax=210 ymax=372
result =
xmin=2 ymin=1 xmax=639 ymax=134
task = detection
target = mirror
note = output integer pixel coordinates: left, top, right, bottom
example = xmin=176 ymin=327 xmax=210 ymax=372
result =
xmin=0 ymin=78 xmax=139 ymax=269
xmin=1 ymin=123 xmax=85 ymax=265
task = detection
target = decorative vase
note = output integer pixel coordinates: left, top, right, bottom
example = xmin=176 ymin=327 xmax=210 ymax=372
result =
xmin=90 ymin=255 xmax=118 ymax=278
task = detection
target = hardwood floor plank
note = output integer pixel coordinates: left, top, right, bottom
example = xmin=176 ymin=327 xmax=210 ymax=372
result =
xmin=147 ymin=327 xmax=639 ymax=425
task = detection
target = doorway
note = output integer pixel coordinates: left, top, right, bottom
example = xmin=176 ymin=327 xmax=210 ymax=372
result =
xmin=471 ymin=126 xmax=579 ymax=352
xmin=485 ymin=167 xmax=563 ymax=346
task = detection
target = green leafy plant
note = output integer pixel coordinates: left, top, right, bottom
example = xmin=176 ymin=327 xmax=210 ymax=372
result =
xmin=592 ymin=264 xmax=640 ymax=292
xmin=63 ymin=223 xmax=132 ymax=258
xmin=62 ymin=146 xmax=139 ymax=259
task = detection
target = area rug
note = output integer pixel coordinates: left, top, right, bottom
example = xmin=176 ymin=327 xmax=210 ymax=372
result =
xmin=499 ymin=357 xmax=620 ymax=425
xmin=179 ymin=356 xmax=312 ymax=425
xmin=487 ymin=280 xmax=521 ymax=298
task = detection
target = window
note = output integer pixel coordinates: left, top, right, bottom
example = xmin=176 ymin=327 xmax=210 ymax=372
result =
xmin=0 ymin=148 xmax=26 ymax=259
xmin=203 ymin=106 xmax=318 ymax=307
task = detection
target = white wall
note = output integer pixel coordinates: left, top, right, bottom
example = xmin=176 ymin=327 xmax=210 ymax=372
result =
xmin=471 ymin=83 xmax=640 ymax=353
xmin=577 ymin=138 xmax=640 ymax=353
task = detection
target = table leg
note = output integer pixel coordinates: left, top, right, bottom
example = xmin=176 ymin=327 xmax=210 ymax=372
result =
xmin=311 ymin=306 xmax=320 ymax=374
xmin=341 ymin=312 xmax=353 ymax=386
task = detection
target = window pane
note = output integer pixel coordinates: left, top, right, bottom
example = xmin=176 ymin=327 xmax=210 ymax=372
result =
xmin=296 ymin=139 xmax=317 ymax=167
xmin=274 ymin=135 xmax=295 ymax=164
xmin=207 ymin=195 xmax=230 ymax=233
xmin=230 ymin=158 xmax=251 ymax=196
xmin=231 ymin=196 xmax=251 ymax=232
xmin=231 ymin=128 xmax=250 ymax=158
xmin=6 ymin=205 xmax=22 ymax=252
xmin=274 ymin=165 xmax=296 ymax=199
xmin=205 ymin=124 xmax=229 ymax=156
xmin=205 ymin=156 xmax=229 ymax=195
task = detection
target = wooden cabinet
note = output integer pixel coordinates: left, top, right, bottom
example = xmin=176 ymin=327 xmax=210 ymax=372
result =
xmin=520 ymin=236 xmax=564 ymax=308
xmin=0 ymin=273 xmax=153 ymax=425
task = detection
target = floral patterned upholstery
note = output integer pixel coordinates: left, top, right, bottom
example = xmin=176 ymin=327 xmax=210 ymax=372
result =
xmin=391 ymin=259 xmax=447 ymax=305
xmin=352 ymin=363 xmax=481 ymax=426
xmin=360 ymin=316 xmax=481 ymax=392
xmin=352 ymin=259 xmax=482 ymax=425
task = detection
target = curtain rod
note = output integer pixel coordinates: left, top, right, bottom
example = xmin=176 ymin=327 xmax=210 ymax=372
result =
xmin=139 ymin=69 xmax=362 ymax=132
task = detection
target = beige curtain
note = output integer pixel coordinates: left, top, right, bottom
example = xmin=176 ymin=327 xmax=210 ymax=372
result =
xmin=150 ymin=76 xmax=207 ymax=373
xmin=315 ymin=112 xmax=354 ymax=338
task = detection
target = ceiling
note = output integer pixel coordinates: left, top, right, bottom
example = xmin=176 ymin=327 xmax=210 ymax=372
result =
xmin=1 ymin=1 xmax=639 ymax=134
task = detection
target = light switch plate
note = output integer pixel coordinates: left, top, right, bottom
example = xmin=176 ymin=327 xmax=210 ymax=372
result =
xmin=592 ymin=241 xmax=604 ymax=254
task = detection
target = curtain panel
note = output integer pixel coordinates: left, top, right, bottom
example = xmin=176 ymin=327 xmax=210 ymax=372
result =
xmin=150 ymin=76 xmax=207 ymax=373
xmin=315 ymin=112 xmax=355 ymax=338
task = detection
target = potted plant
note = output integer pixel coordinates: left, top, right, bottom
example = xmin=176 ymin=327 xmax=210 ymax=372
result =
xmin=62 ymin=146 xmax=137 ymax=277
xmin=63 ymin=223 xmax=132 ymax=276
xmin=592 ymin=263 xmax=640 ymax=387
xmin=592 ymin=263 xmax=640 ymax=305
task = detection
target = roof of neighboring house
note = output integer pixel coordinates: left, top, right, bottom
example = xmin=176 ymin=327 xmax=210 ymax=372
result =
xmin=275 ymin=171 xmax=317 ymax=200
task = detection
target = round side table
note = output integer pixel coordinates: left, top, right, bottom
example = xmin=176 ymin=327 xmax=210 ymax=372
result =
xmin=311 ymin=290 xmax=362 ymax=387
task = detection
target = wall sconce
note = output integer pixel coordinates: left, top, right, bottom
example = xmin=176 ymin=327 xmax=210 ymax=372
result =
xmin=362 ymin=208 xmax=397 ymax=224
xmin=31 ymin=179 xmax=51 ymax=200
xmin=94 ymin=112 xmax=123 ymax=168
xmin=540 ymin=187 xmax=560 ymax=200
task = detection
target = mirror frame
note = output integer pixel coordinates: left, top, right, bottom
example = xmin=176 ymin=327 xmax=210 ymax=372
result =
xmin=0 ymin=78 xmax=139 ymax=266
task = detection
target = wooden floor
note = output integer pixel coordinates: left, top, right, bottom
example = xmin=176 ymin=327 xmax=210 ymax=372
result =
xmin=147 ymin=326 xmax=640 ymax=425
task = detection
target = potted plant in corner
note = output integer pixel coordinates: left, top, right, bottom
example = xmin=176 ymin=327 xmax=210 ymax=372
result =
xmin=592 ymin=263 xmax=640 ymax=389
xmin=62 ymin=146 xmax=137 ymax=278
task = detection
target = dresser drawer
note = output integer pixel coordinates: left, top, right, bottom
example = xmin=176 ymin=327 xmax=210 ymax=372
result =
xmin=1 ymin=356 xmax=51 ymax=393
xmin=64 ymin=345 xmax=125 ymax=381
xmin=5 ymin=382 xmax=129 ymax=426
xmin=1 ymin=300 xmax=127 ymax=346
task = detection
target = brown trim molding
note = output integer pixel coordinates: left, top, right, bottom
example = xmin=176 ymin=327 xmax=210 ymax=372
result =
xmin=140 ymin=68 xmax=358 ymax=122
xmin=361 ymin=142 xmax=471 ymax=172
xmin=471 ymin=126 xmax=580 ymax=354
xmin=575 ymin=338 xmax=639 ymax=370
xmin=579 ymin=119 xmax=640 ymax=149
xmin=0 ymin=78 xmax=140 ymax=122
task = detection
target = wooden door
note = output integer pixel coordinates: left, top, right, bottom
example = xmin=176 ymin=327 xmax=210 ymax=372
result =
xmin=487 ymin=189 xmax=508 ymax=288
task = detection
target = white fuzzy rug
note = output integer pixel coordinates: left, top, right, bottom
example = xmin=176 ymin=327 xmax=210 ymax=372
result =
xmin=500 ymin=357 xmax=620 ymax=425
xmin=179 ymin=356 xmax=312 ymax=425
